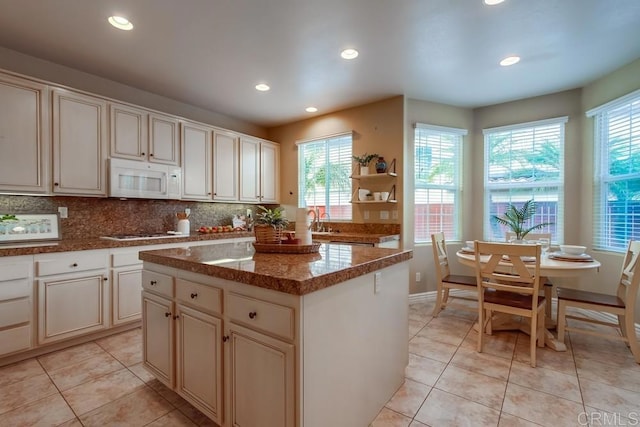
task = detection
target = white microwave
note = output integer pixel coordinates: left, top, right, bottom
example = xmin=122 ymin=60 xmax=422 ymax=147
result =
xmin=109 ymin=158 xmax=181 ymax=199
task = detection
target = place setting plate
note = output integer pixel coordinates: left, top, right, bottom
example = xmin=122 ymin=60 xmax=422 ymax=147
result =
xmin=548 ymin=252 xmax=594 ymax=262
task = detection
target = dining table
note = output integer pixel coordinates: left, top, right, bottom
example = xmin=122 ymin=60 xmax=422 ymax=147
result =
xmin=456 ymin=248 xmax=601 ymax=351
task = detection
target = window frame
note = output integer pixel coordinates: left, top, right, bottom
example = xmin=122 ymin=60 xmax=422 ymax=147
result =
xmin=413 ymin=123 xmax=467 ymax=243
xmin=296 ymin=132 xmax=353 ymax=221
xmin=483 ymin=116 xmax=567 ymax=242
xmin=588 ymin=89 xmax=640 ymax=252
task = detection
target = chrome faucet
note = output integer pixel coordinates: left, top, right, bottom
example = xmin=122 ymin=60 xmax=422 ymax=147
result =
xmin=319 ymin=212 xmax=331 ymax=232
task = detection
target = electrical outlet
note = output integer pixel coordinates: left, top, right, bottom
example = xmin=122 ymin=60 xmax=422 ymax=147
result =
xmin=416 ymin=272 xmax=421 ymax=282
xmin=380 ymin=210 xmax=389 ymax=220
xmin=364 ymin=210 xmax=370 ymax=220
xmin=58 ymin=207 xmax=68 ymax=219
xmin=374 ymin=272 xmax=382 ymax=294
xmin=185 ymin=208 xmax=191 ymax=216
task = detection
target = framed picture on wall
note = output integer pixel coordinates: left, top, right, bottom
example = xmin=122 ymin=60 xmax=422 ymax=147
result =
xmin=0 ymin=213 xmax=61 ymax=243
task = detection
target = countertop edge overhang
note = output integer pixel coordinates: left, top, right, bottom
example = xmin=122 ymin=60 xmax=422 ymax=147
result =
xmin=0 ymin=232 xmax=400 ymax=257
xmin=139 ymin=245 xmax=413 ymax=296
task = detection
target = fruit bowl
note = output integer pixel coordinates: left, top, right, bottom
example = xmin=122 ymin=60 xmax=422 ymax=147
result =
xmin=197 ymin=225 xmax=242 ymax=234
xmin=559 ymin=245 xmax=587 ymax=255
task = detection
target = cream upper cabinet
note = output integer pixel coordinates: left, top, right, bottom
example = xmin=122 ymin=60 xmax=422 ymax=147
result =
xmin=239 ymin=137 xmax=280 ymax=203
xmin=52 ymin=88 xmax=108 ymax=196
xmin=0 ymin=73 xmax=50 ymax=194
xmin=110 ymin=103 xmax=180 ymax=166
xmin=181 ymin=121 xmax=213 ymax=200
xmin=149 ymin=112 xmax=180 ymax=165
xmin=239 ymin=137 xmax=260 ymax=203
xmin=260 ymin=141 xmax=280 ymax=203
xmin=213 ymin=130 xmax=239 ymax=202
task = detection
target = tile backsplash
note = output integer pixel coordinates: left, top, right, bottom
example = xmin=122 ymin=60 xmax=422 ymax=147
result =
xmin=0 ymin=196 xmax=260 ymax=240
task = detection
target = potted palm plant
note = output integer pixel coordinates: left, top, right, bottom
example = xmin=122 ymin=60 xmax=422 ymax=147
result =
xmin=492 ymin=199 xmax=553 ymax=241
xmin=352 ymin=153 xmax=378 ymax=175
xmin=254 ymin=205 xmax=289 ymax=243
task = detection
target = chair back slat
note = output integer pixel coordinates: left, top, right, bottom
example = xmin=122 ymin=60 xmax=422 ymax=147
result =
xmin=431 ymin=232 xmax=451 ymax=281
xmin=618 ymin=240 xmax=640 ymax=308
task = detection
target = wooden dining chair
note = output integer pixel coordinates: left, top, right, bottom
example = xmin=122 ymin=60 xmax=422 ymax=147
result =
xmin=475 ymin=241 xmax=545 ymax=367
xmin=556 ymin=240 xmax=640 ymax=363
xmin=431 ymin=232 xmax=477 ymax=317
xmin=505 ymin=232 xmax=554 ymax=324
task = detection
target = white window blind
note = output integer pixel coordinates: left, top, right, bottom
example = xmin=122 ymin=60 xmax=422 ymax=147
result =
xmin=414 ymin=123 xmax=466 ymax=242
xmin=483 ymin=117 xmax=567 ymax=242
xmin=590 ymin=90 xmax=640 ymax=252
xmin=297 ymin=132 xmax=352 ymax=220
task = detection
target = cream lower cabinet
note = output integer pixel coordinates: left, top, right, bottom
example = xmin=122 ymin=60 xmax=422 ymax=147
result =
xmin=35 ymin=250 xmax=109 ymax=345
xmin=0 ymin=256 xmax=35 ymax=356
xmin=110 ymin=249 xmax=144 ymax=325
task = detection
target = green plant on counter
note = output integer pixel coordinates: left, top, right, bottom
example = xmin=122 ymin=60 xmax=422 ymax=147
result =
xmin=255 ymin=206 xmax=289 ymax=228
xmin=491 ymin=199 xmax=553 ymax=240
xmin=352 ymin=153 xmax=378 ymax=166
xmin=0 ymin=214 xmax=18 ymax=222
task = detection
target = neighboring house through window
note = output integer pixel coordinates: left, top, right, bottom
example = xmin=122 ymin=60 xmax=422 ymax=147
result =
xmin=483 ymin=117 xmax=567 ymax=242
xmin=414 ymin=123 xmax=466 ymax=243
xmin=589 ymin=89 xmax=640 ymax=252
xmin=297 ymin=132 xmax=353 ymax=220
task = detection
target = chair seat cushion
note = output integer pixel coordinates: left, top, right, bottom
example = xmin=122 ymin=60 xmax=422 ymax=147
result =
xmin=556 ymin=287 xmax=625 ymax=308
xmin=443 ymin=274 xmax=476 ymax=286
xmin=484 ymin=289 xmax=545 ymax=310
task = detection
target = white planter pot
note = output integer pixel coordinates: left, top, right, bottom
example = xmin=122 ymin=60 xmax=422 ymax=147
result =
xmin=359 ymin=165 xmax=370 ymax=175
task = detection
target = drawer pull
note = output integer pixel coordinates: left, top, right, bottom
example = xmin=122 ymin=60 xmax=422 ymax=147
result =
xmin=173 ymin=315 xmax=180 ymax=320
xmin=249 ymin=311 xmax=257 ymax=319
xmin=222 ymin=335 xmax=229 ymax=342
xmin=71 ymin=263 xmax=78 ymax=267
xmin=190 ymin=292 xmax=198 ymax=299
xmin=150 ymin=280 xmax=157 ymax=286
xmin=165 ymin=312 xmax=171 ymax=317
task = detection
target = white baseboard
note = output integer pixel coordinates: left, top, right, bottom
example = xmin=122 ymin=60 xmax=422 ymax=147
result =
xmin=408 ymin=291 xmax=640 ymax=335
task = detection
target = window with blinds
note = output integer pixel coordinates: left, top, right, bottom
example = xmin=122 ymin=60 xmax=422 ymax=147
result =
xmin=483 ymin=117 xmax=567 ymax=242
xmin=414 ymin=123 xmax=466 ymax=243
xmin=297 ymin=132 xmax=352 ymax=220
xmin=589 ymin=89 xmax=640 ymax=252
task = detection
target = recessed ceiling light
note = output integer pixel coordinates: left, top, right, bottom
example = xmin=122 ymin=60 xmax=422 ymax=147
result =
xmin=305 ymin=107 xmax=318 ymax=113
xmin=255 ymin=83 xmax=270 ymax=92
xmin=108 ymin=16 xmax=133 ymax=31
xmin=340 ymin=48 xmax=359 ymax=60
xmin=484 ymin=0 xmax=505 ymax=5
xmin=500 ymin=56 xmax=521 ymax=66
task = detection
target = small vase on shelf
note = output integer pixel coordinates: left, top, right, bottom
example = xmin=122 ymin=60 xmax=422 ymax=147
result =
xmin=359 ymin=164 xmax=370 ymax=175
xmin=375 ymin=157 xmax=387 ymax=174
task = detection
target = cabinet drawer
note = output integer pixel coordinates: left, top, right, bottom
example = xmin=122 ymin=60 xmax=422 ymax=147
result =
xmin=226 ymin=293 xmax=294 ymax=341
xmin=0 ymin=298 xmax=31 ymax=328
xmin=0 ymin=324 xmax=32 ymax=356
xmin=0 ymin=276 xmax=31 ymax=300
xmin=142 ymin=270 xmax=174 ymax=298
xmin=36 ymin=252 xmax=106 ymax=276
xmin=176 ymin=279 xmax=222 ymax=314
xmin=0 ymin=262 xmax=31 ymax=281
xmin=111 ymin=251 xmax=143 ymax=268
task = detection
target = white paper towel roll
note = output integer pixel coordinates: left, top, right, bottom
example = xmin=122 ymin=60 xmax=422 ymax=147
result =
xmin=295 ymin=208 xmax=312 ymax=244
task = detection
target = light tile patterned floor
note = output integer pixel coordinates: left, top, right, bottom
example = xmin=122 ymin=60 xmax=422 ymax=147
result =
xmin=1 ymin=302 xmax=639 ymax=426
xmin=371 ymin=301 xmax=640 ymax=427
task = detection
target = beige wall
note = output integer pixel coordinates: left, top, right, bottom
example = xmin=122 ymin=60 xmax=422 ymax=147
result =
xmin=267 ymin=96 xmax=405 ymax=223
xmin=0 ymin=46 xmax=266 ymax=138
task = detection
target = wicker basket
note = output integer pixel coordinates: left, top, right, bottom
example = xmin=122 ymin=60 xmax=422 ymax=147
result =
xmin=254 ymin=225 xmax=284 ymax=244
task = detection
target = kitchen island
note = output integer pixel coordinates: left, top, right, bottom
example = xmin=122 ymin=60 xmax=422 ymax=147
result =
xmin=139 ymin=241 xmax=412 ymax=427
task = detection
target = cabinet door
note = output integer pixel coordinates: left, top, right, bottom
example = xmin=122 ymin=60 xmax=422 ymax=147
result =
xmin=52 ymin=89 xmax=107 ymax=195
xmin=181 ymin=122 xmax=212 ymax=200
xmin=149 ymin=113 xmax=180 ymax=165
xmin=239 ymin=137 xmax=260 ymax=203
xmin=213 ymin=131 xmax=239 ymax=201
xmin=228 ymin=323 xmax=295 ymax=427
xmin=0 ymin=74 xmax=50 ymax=194
xmin=112 ymin=267 xmax=142 ymax=325
xmin=38 ymin=272 xmax=108 ymax=344
xmin=142 ymin=291 xmax=174 ymax=388
xmin=176 ymin=305 xmax=223 ymax=424
xmin=109 ymin=103 xmax=148 ymax=161
xmin=260 ymin=141 xmax=280 ymax=203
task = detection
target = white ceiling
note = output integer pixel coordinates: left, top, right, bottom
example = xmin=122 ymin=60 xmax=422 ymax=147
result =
xmin=0 ymin=0 xmax=639 ymax=127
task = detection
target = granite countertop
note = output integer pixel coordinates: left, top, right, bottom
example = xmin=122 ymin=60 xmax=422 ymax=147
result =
xmin=139 ymin=242 xmax=413 ymax=295
xmin=0 ymin=231 xmax=255 ymax=257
